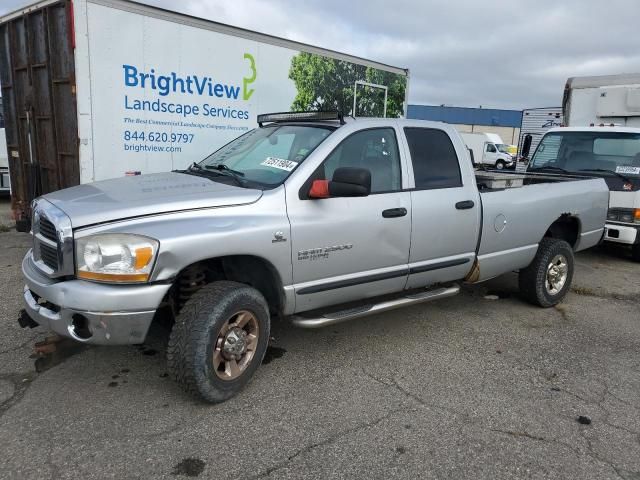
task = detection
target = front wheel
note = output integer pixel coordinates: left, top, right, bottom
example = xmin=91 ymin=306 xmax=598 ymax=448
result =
xmin=167 ymin=281 xmax=270 ymax=403
xmin=632 ymin=244 xmax=640 ymax=262
xmin=519 ymin=238 xmax=574 ymax=307
xmin=495 ymin=160 xmax=506 ymax=170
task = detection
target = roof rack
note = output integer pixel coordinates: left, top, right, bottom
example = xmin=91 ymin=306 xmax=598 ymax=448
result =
xmin=257 ymin=111 xmax=344 ymax=127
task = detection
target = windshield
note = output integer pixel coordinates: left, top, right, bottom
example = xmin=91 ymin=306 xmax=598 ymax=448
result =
xmin=530 ymin=131 xmax=640 ymax=177
xmin=496 ymin=144 xmax=510 ymax=154
xmin=198 ymin=125 xmax=333 ymax=187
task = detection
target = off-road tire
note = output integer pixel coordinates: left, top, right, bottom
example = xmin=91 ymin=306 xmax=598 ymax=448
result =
xmin=632 ymin=244 xmax=640 ymax=262
xmin=167 ymin=281 xmax=270 ymax=403
xmin=519 ymin=238 xmax=574 ymax=307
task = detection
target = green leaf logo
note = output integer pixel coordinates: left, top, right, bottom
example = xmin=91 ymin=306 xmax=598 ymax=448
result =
xmin=243 ymin=53 xmax=257 ymax=101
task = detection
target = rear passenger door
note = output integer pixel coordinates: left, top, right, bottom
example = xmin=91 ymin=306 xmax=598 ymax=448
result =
xmin=402 ymin=127 xmax=481 ymax=289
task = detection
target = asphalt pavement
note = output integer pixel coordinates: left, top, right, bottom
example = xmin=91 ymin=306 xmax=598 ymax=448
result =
xmin=0 ymin=222 xmax=639 ymax=479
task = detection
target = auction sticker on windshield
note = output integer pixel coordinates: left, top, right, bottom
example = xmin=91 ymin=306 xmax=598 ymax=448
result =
xmin=616 ymin=166 xmax=640 ymax=175
xmin=261 ymin=157 xmax=298 ymax=171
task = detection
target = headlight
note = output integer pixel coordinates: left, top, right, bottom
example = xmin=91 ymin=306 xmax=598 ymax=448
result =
xmin=75 ymin=234 xmax=159 ymax=283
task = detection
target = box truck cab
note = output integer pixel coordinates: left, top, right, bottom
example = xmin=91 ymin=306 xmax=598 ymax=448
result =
xmin=527 ymin=126 xmax=640 ymax=261
xmin=460 ymin=132 xmax=514 ymax=169
xmin=553 ymin=73 xmax=640 ymax=260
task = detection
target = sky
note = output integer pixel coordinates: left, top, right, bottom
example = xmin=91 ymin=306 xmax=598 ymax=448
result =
xmin=1 ymin=0 xmax=639 ymax=110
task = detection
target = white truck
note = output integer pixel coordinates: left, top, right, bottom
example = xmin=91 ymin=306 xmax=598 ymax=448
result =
xmin=529 ymin=74 xmax=640 ymax=261
xmin=460 ymin=132 xmax=514 ymax=169
xmin=0 ymin=0 xmax=408 ymax=230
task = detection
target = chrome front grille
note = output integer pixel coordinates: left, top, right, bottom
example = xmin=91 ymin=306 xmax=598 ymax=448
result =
xmin=31 ymin=199 xmax=74 ymax=278
xmin=39 ymin=242 xmax=59 ymax=270
xmin=39 ymin=216 xmax=58 ymax=242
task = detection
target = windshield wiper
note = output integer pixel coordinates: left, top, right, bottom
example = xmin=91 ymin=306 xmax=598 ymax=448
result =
xmin=204 ymin=163 xmax=245 ymax=187
xmin=578 ymin=168 xmax=633 ymax=183
xmin=187 ymin=162 xmax=205 ymax=172
xmin=528 ymin=165 xmax=571 ymax=174
xmin=172 ymin=162 xmax=207 ymax=174
xmin=176 ymin=162 xmax=244 ymax=187
xmin=205 ymin=163 xmax=245 ymax=177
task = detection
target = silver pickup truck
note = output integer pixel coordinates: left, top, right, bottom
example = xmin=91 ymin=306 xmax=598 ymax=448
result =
xmin=20 ymin=112 xmax=609 ymax=403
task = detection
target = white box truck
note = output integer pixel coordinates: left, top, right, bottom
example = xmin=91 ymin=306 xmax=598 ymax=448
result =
xmin=0 ymin=0 xmax=409 ymax=230
xmin=526 ymin=74 xmax=640 ymax=261
xmin=563 ymin=73 xmax=640 ymax=127
xmin=460 ymin=132 xmax=514 ymax=169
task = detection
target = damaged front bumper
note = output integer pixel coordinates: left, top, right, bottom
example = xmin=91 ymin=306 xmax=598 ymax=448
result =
xmin=21 ymin=250 xmax=171 ymax=345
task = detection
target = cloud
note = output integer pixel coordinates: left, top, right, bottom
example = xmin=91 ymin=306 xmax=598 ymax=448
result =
xmin=2 ymin=0 xmax=639 ymax=109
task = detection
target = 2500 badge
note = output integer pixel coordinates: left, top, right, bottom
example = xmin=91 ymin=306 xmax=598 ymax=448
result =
xmin=298 ymin=244 xmax=353 ymax=261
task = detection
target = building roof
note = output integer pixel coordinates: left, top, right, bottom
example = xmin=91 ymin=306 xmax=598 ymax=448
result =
xmin=407 ymin=104 xmax=523 ymax=128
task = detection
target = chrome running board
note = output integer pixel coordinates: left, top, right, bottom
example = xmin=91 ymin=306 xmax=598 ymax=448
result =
xmin=290 ymin=284 xmax=460 ymax=329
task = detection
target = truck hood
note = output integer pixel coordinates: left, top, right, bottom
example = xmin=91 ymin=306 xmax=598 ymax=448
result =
xmin=43 ymin=172 xmax=263 ymax=228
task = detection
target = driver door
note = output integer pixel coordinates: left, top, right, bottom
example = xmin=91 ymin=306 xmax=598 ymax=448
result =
xmin=286 ymin=127 xmax=411 ymax=313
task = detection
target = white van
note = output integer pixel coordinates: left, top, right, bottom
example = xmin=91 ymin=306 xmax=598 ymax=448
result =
xmin=460 ymin=132 xmax=514 ymax=169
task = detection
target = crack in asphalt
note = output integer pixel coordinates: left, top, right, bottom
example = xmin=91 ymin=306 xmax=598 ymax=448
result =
xmin=0 ymin=372 xmax=36 ymax=419
xmin=250 ymin=407 xmax=406 ymax=479
xmin=0 ymin=333 xmax=41 ymax=355
xmin=579 ymin=428 xmax=627 ymax=480
xmin=362 ymin=368 xmax=640 ymax=478
xmin=570 ymin=287 xmax=640 ymax=304
xmin=489 ymin=428 xmax=545 ymax=441
xmin=362 ymin=370 xmax=468 ymax=418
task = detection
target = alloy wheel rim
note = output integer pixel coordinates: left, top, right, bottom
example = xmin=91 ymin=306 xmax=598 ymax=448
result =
xmin=546 ymin=254 xmax=568 ymax=295
xmin=213 ymin=310 xmax=259 ymax=380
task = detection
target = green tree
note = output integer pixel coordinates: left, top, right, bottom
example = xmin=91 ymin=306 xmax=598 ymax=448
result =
xmin=288 ymin=52 xmax=406 ymax=118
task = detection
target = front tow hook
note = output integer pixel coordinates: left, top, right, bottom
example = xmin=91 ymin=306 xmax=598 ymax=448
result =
xmin=18 ymin=309 xmax=39 ymax=329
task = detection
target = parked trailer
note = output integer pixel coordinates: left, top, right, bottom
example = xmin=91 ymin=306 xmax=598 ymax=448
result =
xmin=0 ymin=0 xmax=409 ymax=231
xmin=516 ymin=107 xmax=563 ymax=171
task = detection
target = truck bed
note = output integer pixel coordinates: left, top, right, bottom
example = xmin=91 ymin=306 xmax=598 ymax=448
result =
xmin=475 ymin=170 xmax=583 ymax=191
xmin=474 ymin=172 xmax=609 ymax=281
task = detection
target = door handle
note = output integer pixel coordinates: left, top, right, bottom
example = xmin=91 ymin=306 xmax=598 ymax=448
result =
xmin=455 ymin=200 xmax=475 ymax=210
xmin=382 ymin=207 xmax=407 ymax=218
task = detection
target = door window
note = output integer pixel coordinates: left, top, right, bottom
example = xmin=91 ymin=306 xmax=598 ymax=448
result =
xmin=321 ymin=128 xmax=402 ymax=193
xmin=404 ymin=127 xmax=462 ymax=189
xmin=486 ymin=143 xmax=497 ymax=153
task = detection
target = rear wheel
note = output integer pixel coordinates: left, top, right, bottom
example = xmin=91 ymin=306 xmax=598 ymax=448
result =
xmin=167 ymin=281 xmax=270 ymax=403
xmin=519 ymin=238 xmax=574 ymax=307
xmin=495 ymin=160 xmax=506 ymax=170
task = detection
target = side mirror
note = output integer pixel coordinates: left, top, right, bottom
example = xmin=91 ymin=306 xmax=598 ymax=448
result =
xmin=309 ymin=167 xmax=371 ymax=199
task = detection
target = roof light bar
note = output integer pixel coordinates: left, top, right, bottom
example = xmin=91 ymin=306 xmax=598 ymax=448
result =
xmin=257 ymin=111 xmax=344 ymax=127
